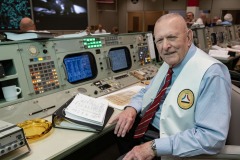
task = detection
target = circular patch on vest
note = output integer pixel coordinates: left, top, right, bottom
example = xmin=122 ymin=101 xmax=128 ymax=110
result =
xmin=177 ymin=89 xmax=194 ymax=110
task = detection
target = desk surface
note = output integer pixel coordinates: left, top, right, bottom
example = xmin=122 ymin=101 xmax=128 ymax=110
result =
xmin=3 ymin=109 xmax=120 ymax=160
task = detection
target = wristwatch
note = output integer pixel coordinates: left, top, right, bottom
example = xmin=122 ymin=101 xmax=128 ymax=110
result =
xmin=151 ymin=140 xmax=157 ymax=156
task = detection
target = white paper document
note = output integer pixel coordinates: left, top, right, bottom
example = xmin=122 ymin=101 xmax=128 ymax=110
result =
xmin=209 ymin=49 xmax=230 ymax=60
xmin=65 ymin=93 xmax=108 ymax=126
xmin=99 ymin=85 xmax=144 ymax=110
xmin=4 ymin=32 xmax=53 ymax=41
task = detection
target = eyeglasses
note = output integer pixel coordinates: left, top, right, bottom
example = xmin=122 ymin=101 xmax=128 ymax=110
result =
xmin=155 ymin=30 xmax=190 ymax=46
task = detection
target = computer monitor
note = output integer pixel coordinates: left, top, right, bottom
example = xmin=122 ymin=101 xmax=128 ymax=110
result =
xmin=32 ymin=0 xmax=88 ymax=30
xmin=108 ymin=47 xmax=132 ymax=72
xmin=63 ymin=52 xmax=97 ymax=83
xmin=0 ymin=0 xmax=32 ymax=30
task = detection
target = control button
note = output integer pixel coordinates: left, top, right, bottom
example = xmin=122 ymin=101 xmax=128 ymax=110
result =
xmin=94 ymin=90 xmax=98 ymax=95
xmin=12 ymin=143 xmax=18 ymax=148
xmin=19 ymin=141 xmax=24 ymax=145
xmin=28 ymin=46 xmax=38 ymax=56
xmin=43 ymin=49 xmax=48 ymax=54
xmin=1 ymin=149 xmax=5 ymax=154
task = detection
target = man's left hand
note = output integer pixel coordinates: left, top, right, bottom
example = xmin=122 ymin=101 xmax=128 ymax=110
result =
xmin=122 ymin=141 xmax=155 ymax=160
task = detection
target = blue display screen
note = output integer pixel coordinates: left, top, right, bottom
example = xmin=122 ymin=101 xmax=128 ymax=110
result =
xmin=108 ymin=47 xmax=131 ymax=72
xmin=64 ymin=54 xmax=95 ymax=83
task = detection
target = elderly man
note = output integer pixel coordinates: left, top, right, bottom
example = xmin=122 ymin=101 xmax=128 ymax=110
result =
xmin=185 ymin=12 xmax=195 ymax=28
xmin=111 ymin=13 xmax=231 ymax=160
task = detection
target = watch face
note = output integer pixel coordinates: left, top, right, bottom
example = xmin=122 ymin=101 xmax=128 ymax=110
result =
xmin=151 ymin=140 xmax=156 ymax=150
xmin=151 ymin=140 xmax=157 ymax=156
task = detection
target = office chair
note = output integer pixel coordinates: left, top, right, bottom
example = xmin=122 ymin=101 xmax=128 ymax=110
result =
xmin=229 ymin=70 xmax=240 ymax=81
xmin=186 ymin=84 xmax=240 ymax=159
xmin=230 ymin=70 xmax=240 ymax=87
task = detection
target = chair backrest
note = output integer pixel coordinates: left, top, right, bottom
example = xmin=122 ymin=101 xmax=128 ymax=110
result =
xmin=167 ymin=85 xmax=240 ymax=160
xmin=226 ymin=84 xmax=240 ymax=145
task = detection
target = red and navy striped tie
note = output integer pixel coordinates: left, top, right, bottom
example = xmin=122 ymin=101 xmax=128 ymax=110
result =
xmin=134 ymin=68 xmax=173 ymax=139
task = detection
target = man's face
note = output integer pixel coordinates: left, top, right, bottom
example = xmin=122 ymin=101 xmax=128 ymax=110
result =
xmin=154 ymin=17 xmax=191 ymax=67
xmin=186 ymin=13 xmax=194 ymax=21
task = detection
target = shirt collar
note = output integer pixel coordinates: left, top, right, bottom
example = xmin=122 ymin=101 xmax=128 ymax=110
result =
xmin=172 ymin=43 xmax=197 ymax=75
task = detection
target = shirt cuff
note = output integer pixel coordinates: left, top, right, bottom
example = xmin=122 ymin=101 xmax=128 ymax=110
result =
xmin=128 ymin=101 xmax=142 ymax=113
xmin=155 ymin=137 xmax=172 ymax=156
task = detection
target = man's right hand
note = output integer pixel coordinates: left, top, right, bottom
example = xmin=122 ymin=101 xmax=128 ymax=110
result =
xmin=109 ymin=107 xmax=137 ymax=137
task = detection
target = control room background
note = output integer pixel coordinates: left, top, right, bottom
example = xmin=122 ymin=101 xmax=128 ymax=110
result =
xmin=0 ymin=0 xmax=240 ymax=35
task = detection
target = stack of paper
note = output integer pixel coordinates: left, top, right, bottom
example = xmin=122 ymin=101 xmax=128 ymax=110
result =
xmin=209 ymin=45 xmax=230 ymax=60
xmin=209 ymin=49 xmax=230 ymax=60
xmin=4 ymin=32 xmax=54 ymax=41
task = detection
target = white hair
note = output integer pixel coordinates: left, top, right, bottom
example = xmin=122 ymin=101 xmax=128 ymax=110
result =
xmin=224 ymin=13 xmax=233 ymax=22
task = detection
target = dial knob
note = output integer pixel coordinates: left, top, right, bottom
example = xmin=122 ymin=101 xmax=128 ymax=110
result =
xmin=28 ymin=46 xmax=38 ymax=56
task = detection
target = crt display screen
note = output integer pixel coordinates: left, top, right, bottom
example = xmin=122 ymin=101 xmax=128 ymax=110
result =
xmin=32 ymin=0 xmax=88 ymax=30
xmin=0 ymin=0 xmax=32 ymax=30
xmin=108 ymin=47 xmax=131 ymax=72
xmin=63 ymin=52 xmax=97 ymax=83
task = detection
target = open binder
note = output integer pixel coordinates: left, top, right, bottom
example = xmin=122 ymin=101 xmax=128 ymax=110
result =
xmin=52 ymin=96 xmax=114 ymax=132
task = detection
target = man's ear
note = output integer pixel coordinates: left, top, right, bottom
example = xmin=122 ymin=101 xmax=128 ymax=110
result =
xmin=187 ymin=29 xmax=193 ymax=47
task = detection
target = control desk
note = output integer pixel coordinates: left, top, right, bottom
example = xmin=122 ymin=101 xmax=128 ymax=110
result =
xmin=192 ymin=24 xmax=240 ymax=52
xmin=0 ymin=32 xmax=159 ymax=124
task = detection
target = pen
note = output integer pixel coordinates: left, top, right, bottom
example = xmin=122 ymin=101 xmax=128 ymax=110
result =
xmin=29 ymin=105 xmax=56 ymax=116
